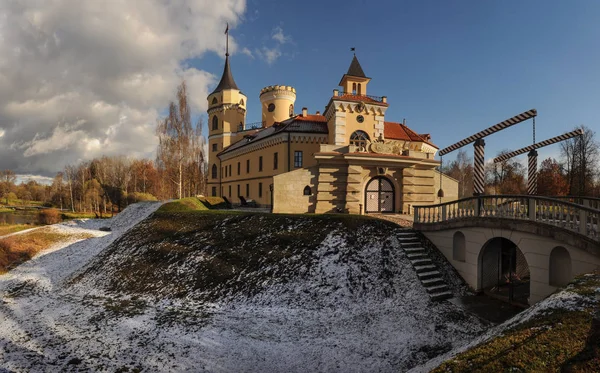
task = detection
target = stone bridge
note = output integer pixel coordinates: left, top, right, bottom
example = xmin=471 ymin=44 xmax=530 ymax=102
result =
xmin=413 ymin=195 xmax=600 ymax=305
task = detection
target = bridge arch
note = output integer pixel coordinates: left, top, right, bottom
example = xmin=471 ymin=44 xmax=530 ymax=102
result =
xmin=453 ymin=231 xmax=466 ymax=262
xmin=478 ymin=237 xmax=530 ymax=305
xmin=549 ymin=246 xmax=572 ymax=287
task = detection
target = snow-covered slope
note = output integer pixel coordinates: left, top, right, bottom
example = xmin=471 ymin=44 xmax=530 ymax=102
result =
xmin=1 ymin=210 xmax=488 ymax=372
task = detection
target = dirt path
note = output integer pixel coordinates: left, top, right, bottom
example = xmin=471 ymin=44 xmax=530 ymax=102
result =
xmin=370 ymin=213 xmax=414 ymax=228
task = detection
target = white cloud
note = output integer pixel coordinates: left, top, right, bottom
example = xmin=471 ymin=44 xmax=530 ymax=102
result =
xmin=241 ymin=47 xmax=254 ymax=58
xmin=272 ymin=26 xmax=291 ymax=44
xmin=0 ymin=0 xmax=247 ymax=176
xmin=255 ymin=46 xmax=282 ymax=65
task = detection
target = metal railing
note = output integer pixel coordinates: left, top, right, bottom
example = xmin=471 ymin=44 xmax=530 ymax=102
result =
xmin=337 ymin=92 xmax=385 ymax=102
xmin=242 ymin=121 xmax=266 ymax=130
xmin=413 ymin=195 xmax=599 ymax=241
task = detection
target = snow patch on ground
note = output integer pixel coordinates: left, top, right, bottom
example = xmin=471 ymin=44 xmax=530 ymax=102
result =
xmin=1 ymin=207 xmax=491 ymax=372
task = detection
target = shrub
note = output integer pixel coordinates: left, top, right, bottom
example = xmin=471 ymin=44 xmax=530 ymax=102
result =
xmin=38 ymin=209 xmax=61 ymax=225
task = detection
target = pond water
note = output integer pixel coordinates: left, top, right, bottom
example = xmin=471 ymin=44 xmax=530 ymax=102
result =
xmin=0 ymin=211 xmax=40 ymax=225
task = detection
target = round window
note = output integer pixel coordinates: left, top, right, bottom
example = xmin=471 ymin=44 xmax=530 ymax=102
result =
xmin=268 ymin=103 xmax=276 ymax=112
xmin=357 ymin=115 xmax=364 ymax=123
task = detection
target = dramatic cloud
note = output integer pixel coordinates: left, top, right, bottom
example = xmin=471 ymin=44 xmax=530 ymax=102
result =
xmin=0 ymin=0 xmax=246 ymax=176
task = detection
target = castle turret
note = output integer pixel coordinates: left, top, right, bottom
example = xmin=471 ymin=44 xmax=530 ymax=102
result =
xmin=259 ymin=85 xmax=296 ymax=127
xmin=207 ymin=30 xmax=246 ymax=197
xmin=339 ymin=54 xmax=371 ymax=95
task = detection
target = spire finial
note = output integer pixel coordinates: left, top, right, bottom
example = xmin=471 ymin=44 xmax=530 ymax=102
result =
xmin=225 ymin=23 xmax=230 ymax=56
xmin=350 ymin=47 xmax=355 ymax=56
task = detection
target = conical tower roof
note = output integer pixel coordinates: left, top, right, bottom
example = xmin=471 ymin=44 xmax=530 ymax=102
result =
xmin=211 ymin=54 xmax=239 ymax=95
xmin=346 ymin=54 xmax=366 ymax=78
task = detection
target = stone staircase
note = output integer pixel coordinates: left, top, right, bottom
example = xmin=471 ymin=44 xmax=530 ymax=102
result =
xmin=397 ymin=230 xmax=453 ymax=301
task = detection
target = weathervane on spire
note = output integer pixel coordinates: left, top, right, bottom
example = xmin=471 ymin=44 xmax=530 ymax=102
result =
xmin=350 ymin=47 xmax=356 ymax=55
xmin=225 ymin=23 xmax=230 ymax=56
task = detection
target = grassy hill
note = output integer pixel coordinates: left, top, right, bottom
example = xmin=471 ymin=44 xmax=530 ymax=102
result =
xmin=429 ymin=272 xmax=600 ymax=372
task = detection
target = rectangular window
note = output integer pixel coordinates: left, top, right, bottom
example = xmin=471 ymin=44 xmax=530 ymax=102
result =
xmin=222 ymin=167 xmax=224 ymax=178
xmin=259 ymin=182 xmax=263 ymax=198
xmin=246 ymin=183 xmax=249 ymax=197
xmin=274 ymin=152 xmax=278 ymax=170
xmin=246 ymin=159 xmax=250 ymax=173
xmin=228 ymin=185 xmax=231 ymax=198
xmin=237 ymin=184 xmax=240 ymax=198
xmin=259 ymin=156 xmax=263 ymax=172
xmin=294 ymin=151 xmax=303 ymax=168
xmin=237 ymin=162 xmax=241 ymax=175
xmin=228 ymin=164 xmax=232 ymax=177
xmin=211 ymin=186 xmax=217 ymax=197
xmin=212 ymin=143 xmax=217 ymax=152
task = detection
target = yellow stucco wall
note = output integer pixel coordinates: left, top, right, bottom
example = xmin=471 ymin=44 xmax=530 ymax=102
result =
xmin=432 ymin=171 xmax=459 ymax=203
xmin=272 ymin=167 xmax=318 ymax=213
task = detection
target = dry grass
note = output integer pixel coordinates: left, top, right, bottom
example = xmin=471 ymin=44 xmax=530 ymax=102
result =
xmin=0 ymin=224 xmax=34 ymax=237
xmin=157 ymin=197 xmax=209 ymax=213
xmin=37 ymin=209 xmax=61 ymax=225
xmin=0 ymin=228 xmax=92 ymax=274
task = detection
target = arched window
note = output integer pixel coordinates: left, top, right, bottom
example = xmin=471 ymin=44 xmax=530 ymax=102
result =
xmin=239 ymin=98 xmax=245 ymax=106
xmin=352 ymin=82 xmax=357 ymax=94
xmin=549 ymin=246 xmax=572 ymax=287
xmin=212 ymin=116 xmax=218 ymax=130
xmin=350 ymin=130 xmax=370 ymax=150
xmin=211 ymin=97 xmax=218 ymax=105
xmin=453 ymin=231 xmax=466 ymax=262
xmin=238 ymin=122 xmax=243 ymax=131
xmin=289 ymin=104 xmax=294 ymax=117
xmin=303 ymin=185 xmax=312 ymax=196
xmin=211 ymin=164 xmax=218 ymax=179
xmin=357 ymin=83 xmax=362 ymax=95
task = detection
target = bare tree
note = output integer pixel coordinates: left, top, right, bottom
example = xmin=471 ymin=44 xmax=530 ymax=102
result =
xmin=560 ymin=125 xmax=599 ymax=196
xmin=0 ymin=170 xmax=17 ymax=204
xmin=156 ymin=81 xmax=194 ymax=199
xmin=64 ymin=165 xmax=77 ymax=212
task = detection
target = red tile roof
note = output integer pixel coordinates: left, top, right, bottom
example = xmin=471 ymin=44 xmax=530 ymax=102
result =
xmin=384 ymin=122 xmax=437 ymax=148
xmin=295 ymin=114 xmax=327 ymax=122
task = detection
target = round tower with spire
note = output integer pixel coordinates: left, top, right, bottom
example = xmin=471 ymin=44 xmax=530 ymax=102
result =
xmin=207 ymin=26 xmax=247 ymax=196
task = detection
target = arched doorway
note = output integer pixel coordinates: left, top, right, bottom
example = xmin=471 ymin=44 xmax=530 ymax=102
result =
xmin=365 ymin=177 xmax=394 ymax=213
xmin=479 ymin=237 xmax=530 ymax=305
xmin=549 ymin=246 xmax=571 ymax=287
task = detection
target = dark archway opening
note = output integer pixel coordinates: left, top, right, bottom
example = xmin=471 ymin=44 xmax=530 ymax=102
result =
xmin=480 ymin=237 xmax=530 ymax=306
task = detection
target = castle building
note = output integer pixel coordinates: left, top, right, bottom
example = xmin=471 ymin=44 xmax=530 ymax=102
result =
xmin=207 ymin=49 xmax=457 ymax=214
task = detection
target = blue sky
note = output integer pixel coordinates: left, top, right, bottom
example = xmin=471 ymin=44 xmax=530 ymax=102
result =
xmin=196 ymin=0 xmax=600 ymax=165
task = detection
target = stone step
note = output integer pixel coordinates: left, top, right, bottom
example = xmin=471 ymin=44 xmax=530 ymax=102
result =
xmin=402 ymin=243 xmax=422 ymax=249
xmin=404 ymin=247 xmax=425 ymax=253
xmin=406 ymin=252 xmax=426 ymax=259
xmin=421 ymin=277 xmax=444 ymax=286
xmin=417 ymin=270 xmax=441 ymax=280
xmin=411 ymin=258 xmax=432 ymax=266
xmin=426 ymin=284 xmax=449 ymax=294
xmin=414 ymin=264 xmax=437 ymax=273
xmin=430 ymin=291 xmax=453 ymax=301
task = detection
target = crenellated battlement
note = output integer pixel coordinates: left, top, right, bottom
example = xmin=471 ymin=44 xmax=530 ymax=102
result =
xmin=259 ymin=85 xmax=296 ymax=96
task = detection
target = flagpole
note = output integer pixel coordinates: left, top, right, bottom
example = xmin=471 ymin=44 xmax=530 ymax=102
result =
xmin=225 ymin=23 xmax=229 ymax=56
